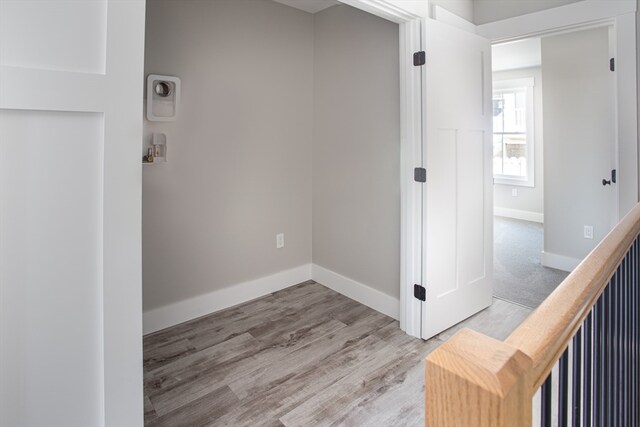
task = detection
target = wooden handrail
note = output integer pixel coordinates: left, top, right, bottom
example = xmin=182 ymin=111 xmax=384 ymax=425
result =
xmin=426 ymin=329 xmax=533 ymax=426
xmin=426 ymin=203 xmax=640 ymax=426
xmin=506 ymin=202 xmax=640 ymax=389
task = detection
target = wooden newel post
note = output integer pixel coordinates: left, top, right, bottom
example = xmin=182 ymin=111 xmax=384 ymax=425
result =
xmin=425 ymin=328 xmax=533 ymax=427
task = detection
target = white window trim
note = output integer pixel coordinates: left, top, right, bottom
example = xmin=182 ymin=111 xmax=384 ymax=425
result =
xmin=493 ymin=77 xmax=535 ymax=187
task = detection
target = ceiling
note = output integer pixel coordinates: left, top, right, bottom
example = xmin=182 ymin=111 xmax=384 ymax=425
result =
xmin=272 ymin=0 xmax=338 ymax=14
xmin=492 ymin=38 xmax=542 ymax=72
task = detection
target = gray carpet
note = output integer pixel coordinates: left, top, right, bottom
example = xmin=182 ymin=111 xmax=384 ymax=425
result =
xmin=493 ymin=216 xmax=569 ymax=309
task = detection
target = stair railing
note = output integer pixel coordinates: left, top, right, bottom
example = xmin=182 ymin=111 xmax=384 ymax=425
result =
xmin=426 ymin=203 xmax=640 ymax=426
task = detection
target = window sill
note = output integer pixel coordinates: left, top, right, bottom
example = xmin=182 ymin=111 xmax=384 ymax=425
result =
xmin=494 ymin=176 xmax=534 ymax=188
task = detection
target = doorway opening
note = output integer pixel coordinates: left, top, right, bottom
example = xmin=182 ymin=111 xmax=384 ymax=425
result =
xmin=491 ymin=26 xmax=617 ymax=309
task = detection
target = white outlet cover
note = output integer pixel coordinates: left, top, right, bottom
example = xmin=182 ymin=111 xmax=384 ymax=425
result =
xmin=584 ymin=226 xmax=594 ymax=239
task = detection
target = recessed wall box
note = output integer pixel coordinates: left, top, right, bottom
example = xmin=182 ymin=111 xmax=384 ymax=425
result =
xmin=147 ymin=74 xmax=181 ymax=122
xmin=152 ymin=133 xmax=167 ymax=162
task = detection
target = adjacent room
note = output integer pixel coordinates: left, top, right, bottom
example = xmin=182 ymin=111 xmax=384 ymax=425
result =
xmin=142 ymin=1 xmax=420 ymax=424
xmin=492 ymin=26 xmax=617 ymax=309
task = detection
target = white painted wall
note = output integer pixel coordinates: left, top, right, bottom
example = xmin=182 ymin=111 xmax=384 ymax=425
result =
xmin=493 ymin=67 xmax=544 ymax=219
xmin=388 ymin=0 xmax=429 ymax=18
xmin=142 ymin=0 xmax=313 ymax=311
xmin=492 ymin=38 xmax=541 ymax=72
xmin=430 ymin=0 xmax=474 ymax=22
xmin=313 ymin=5 xmax=401 ymax=298
xmin=542 ymin=27 xmax=615 ymax=263
xmin=474 ymin=0 xmax=583 ymax=24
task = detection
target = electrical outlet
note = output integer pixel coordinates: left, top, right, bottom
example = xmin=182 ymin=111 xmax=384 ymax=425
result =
xmin=511 ymin=188 xmax=518 ymax=197
xmin=276 ymin=233 xmax=284 ymax=249
xmin=584 ymin=226 xmax=594 ymax=239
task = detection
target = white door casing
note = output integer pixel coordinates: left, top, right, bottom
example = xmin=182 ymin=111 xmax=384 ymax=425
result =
xmin=338 ymin=0 xmax=425 ymax=337
xmin=421 ymin=18 xmax=494 ymax=339
xmin=338 ymin=1 xmax=494 ymax=339
xmin=0 ymin=1 xmax=145 ymax=425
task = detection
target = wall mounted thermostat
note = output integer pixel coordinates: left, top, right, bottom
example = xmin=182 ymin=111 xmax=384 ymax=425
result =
xmin=146 ymin=74 xmax=181 ymax=121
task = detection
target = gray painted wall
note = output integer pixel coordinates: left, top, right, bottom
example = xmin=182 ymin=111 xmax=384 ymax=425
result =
xmin=143 ymin=0 xmax=313 ymax=311
xmin=474 ymin=0 xmax=582 ymax=24
xmin=542 ymin=27 xmax=615 ymax=260
xmin=313 ymin=5 xmax=401 ymax=298
xmin=143 ymin=1 xmax=401 ymax=311
xmin=493 ymin=67 xmax=544 ymax=217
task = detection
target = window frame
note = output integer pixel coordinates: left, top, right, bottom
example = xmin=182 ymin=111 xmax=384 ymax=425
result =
xmin=492 ymin=77 xmax=535 ymax=187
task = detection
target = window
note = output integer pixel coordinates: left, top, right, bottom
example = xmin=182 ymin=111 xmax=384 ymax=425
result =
xmin=493 ymin=78 xmax=535 ymax=187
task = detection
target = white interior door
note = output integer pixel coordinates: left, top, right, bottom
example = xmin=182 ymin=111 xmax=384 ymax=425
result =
xmin=421 ymin=18 xmax=493 ymax=339
xmin=0 ymin=1 xmax=145 ymax=425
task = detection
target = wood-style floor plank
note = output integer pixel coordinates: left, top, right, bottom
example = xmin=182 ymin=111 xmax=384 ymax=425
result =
xmin=143 ymin=281 xmax=531 ymax=426
xmin=155 ymin=385 xmax=239 ymax=426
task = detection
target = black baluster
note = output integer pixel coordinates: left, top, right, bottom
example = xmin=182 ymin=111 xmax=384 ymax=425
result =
xmin=604 ymin=282 xmax=612 ymax=426
xmin=559 ymin=348 xmax=569 ymax=426
xmin=583 ymin=311 xmax=592 ymax=427
xmin=631 ymin=239 xmax=636 ymax=427
xmin=611 ymin=279 xmax=616 ymax=427
xmin=541 ymin=374 xmax=553 ymax=427
xmin=636 ymin=236 xmax=639 ymax=427
xmin=623 ymin=245 xmax=628 ymax=426
xmin=624 ymin=245 xmax=629 ymax=427
xmin=572 ymin=329 xmax=582 ymax=427
xmin=594 ymin=292 xmax=603 ymax=426
xmin=629 ymin=247 xmax=632 ymax=426
xmin=627 ymin=239 xmax=638 ymax=425
xmin=609 ymin=273 xmax=615 ymax=427
xmin=635 ymin=237 xmax=639 ymax=427
xmin=613 ymin=256 xmax=627 ymax=427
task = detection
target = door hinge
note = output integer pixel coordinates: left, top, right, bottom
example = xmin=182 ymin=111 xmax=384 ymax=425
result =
xmin=414 ymin=167 xmax=426 ymax=183
xmin=413 ymin=51 xmax=426 ymax=66
xmin=610 ymin=58 xmax=615 ymax=72
xmin=414 ymin=284 xmax=426 ymax=301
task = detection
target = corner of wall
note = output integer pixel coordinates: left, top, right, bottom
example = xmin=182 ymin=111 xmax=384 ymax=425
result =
xmin=311 ymin=264 xmax=400 ymax=320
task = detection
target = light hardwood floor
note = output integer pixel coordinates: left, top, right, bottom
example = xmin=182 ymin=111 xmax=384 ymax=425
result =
xmin=144 ymin=281 xmax=531 ymax=426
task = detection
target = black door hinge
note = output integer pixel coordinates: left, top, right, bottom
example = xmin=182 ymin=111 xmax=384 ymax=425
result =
xmin=610 ymin=58 xmax=615 ymax=72
xmin=414 ymin=284 xmax=426 ymax=301
xmin=413 ymin=51 xmax=426 ymax=66
xmin=414 ymin=167 xmax=426 ymax=183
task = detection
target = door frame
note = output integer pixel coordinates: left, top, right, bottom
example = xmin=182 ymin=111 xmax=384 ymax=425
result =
xmin=477 ymin=0 xmax=638 ymax=221
xmin=343 ymin=0 xmax=638 ymax=339
xmin=338 ymin=0 xmax=425 ymax=337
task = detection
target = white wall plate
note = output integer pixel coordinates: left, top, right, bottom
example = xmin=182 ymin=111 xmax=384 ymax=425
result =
xmin=146 ymin=74 xmax=181 ymax=122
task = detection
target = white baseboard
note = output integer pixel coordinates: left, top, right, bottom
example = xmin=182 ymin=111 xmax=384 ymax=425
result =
xmin=311 ymin=264 xmax=399 ymax=320
xmin=143 ymin=263 xmax=400 ymax=335
xmin=541 ymin=251 xmax=581 ymax=273
xmin=494 ymin=207 xmax=544 ymax=223
xmin=143 ymin=264 xmax=312 ymax=335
